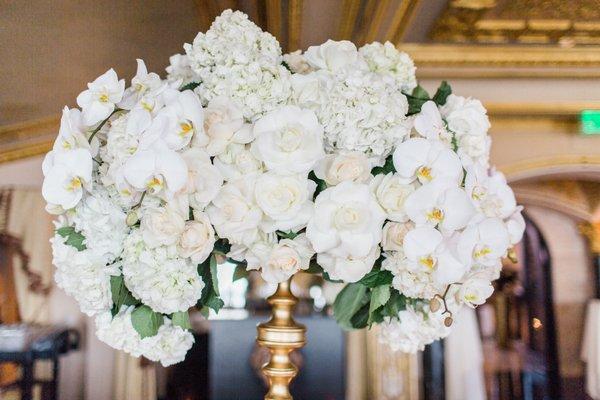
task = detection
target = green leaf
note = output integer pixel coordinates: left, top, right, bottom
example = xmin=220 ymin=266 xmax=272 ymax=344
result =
xmin=197 ymin=257 xmax=225 ymax=314
xmin=110 ymin=275 xmax=138 ymax=311
xmin=382 ymin=289 xmax=407 ymax=317
xmin=56 ymin=226 xmax=86 ymax=250
xmin=276 ymin=230 xmax=299 ymax=240
xmin=56 ymin=226 xmax=74 ymax=237
xmin=210 ymin=254 xmax=219 ymax=296
xmin=358 ymin=269 xmax=393 ymax=288
xmin=281 ymin=60 xmax=293 ymax=73
xmin=371 ymin=155 xmax=395 ymax=176
xmin=368 ymin=285 xmax=390 ymax=324
xmin=232 ymin=264 xmax=249 ymax=282
xmin=333 ymin=283 xmax=369 ymax=330
xmin=308 ymin=171 xmax=327 ymax=196
xmin=131 ymin=305 xmax=163 ymax=338
xmin=405 ymin=85 xmax=431 ymax=116
xmin=432 ymin=81 xmax=452 ymax=106
xmin=350 ymin=303 xmax=370 ymax=329
xmin=213 ymin=239 xmax=231 ymax=255
xmin=411 ymin=85 xmax=430 ymax=99
xmin=305 ymin=261 xmax=324 ymax=274
xmin=180 ymin=81 xmax=201 ymax=92
xmin=205 ymin=295 xmax=225 ymax=313
xmin=171 ymin=311 xmax=192 ymax=330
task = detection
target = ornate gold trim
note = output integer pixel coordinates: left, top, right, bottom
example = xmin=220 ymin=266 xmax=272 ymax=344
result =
xmin=400 ymin=44 xmax=600 ymax=78
xmin=0 ymin=117 xmax=59 ymax=164
xmin=501 ymin=155 xmax=600 ymax=182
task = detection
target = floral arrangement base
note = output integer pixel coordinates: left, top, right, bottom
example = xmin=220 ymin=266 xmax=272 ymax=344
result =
xmin=256 ymin=279 xmax=306 ymax=400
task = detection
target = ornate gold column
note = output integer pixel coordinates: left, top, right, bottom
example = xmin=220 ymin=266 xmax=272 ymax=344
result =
xmin=256 ymin=279 xmax=306 ymax=400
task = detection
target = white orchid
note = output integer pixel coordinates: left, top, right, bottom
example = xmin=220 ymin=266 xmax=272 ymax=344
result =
xmin=152 ymin=89 xmax=206 ymax=151
xmin=254 ymin=172 xmax=315 ymax=233
xmin=251 ymin=105 xmax=325 ymax=175
xmin=201 ymin=96 xmax=251 ymax=156
xmin=76 ymin=68 xmax=125 ymax=126
xmin=123 ymin=117 xmax=189 ymax=198
xmin=405 ymin=179 xmax=475 ymax=233
xmin=53 ymin=107 xmax=97 ymax=155
xmin=456 ymin=274 xmax=494 ymax=307
xmin=119 ymin=59 xmax=164 ymax=110
xmin=457 ymin=218 xmax=510 ymax=268
xmin=182 ymin=148 xmax=223 ymax=210
xmin=306 ymin=181 xmax=386 ymax=259
xmin=393 ymin=137 xmax=463 ymax=185
xmin=506 ymin=207 xmax=525 ymax=245
xmin=403 ymin=226 xmax=466 ymax=287
xmin=42 ymin=149 xmax=93 ymax=210
xmin=464 ymin=165 xmax=517 ymax=219
xmin=414 ymin=101 xmax=452 ymax=144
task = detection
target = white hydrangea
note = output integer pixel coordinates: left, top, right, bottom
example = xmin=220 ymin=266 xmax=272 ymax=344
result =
xmin=382 ymin=252 xmax=439 ymax=299
xmin=122 ymin=230 xmax=204 ymax=314
xmin=96 ymin=306 xmax=195 ymax=367
xmin=293 ymin=67 xmax=410 ymax=165
xmin=72 ymin=187 xmax=129 ymax=265
xmin=51 ymin=233 xmax=118 ymax=316
xmin=359 ymin=41 xmax=417 ymax=93
xmin=378 ymin=306 xmax=451 ymax=353
xmin=182 ymin=10 xmax=291 ymax=119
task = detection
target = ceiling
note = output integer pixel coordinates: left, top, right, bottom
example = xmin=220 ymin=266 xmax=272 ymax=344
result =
xmin=2 ymin=0 xmax=600 ymax=164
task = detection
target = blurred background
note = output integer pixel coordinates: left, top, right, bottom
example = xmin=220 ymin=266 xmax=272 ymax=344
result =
xmin=2 ymin=0 xmax=600 ymax=399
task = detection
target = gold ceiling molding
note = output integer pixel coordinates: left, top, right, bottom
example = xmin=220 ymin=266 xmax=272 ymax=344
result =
xmin=0 ymin=117 xmax=58 ymax=164
xmin=501 ymin=155 xmax=600 ymax=183
xmin=430 ymin=0 xmax=600 ymax=45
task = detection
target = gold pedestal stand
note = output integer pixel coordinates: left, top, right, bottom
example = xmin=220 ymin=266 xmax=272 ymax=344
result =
xmin=256 ymin=279 xmax=306 ymax=400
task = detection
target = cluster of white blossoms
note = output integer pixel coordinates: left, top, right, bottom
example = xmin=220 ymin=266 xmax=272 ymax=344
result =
xmin=96 ymin=306 xmax=194 ymax=367
xmin=285 ymin=40 xmax=413 ymax=165
xmin=180 ymin=10 xmax=291 ymax=120
xmin=43 ymin=9 xmax=524 ymax=364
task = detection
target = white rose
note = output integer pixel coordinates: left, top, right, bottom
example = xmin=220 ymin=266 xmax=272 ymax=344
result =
xmin=251 ymin=105 xmax=325 ymax=175
xmin=140 ymin=205 xmax=186 ymax=248
xmin=457 ymin=275 xmax=494 ymax=307
xmin=441 ymin=94 xmax=490 ymax=138
xmin=314 ymin=151 xmax=371 ymax=186
xmin=201 ymin=96 xmax=252 ymax=156
xmin=290 ymin=72 xmax=330 ymax=109
xmin=382 ymin=221 xmax=414 ymax=252
xmin=182 ymin=148 xmax=223 ymax=210
xmin=177 ymin=212 xmax=215 ymax=264
xmin=206 ymin=177 xmax=263 ymax=245
xmin=306 ymin=181 xmax=386 ymax=259
xmin=283 ymin=50 xmax=313 ymax=74
xmin=457 ymin=134 xmax=490 ymax=166
xmin=246 ymin=234 xmax=314 ymax=283
xmin=255 ymin=172 xmax=315 ymax=232
xmin=304 ymin=40 xmax=361 ymax=72
xmin=317 ymin=246 xmax=380 ymax=283
xmin=214 ymin=143 xmax=264 ymax=181
xmin=370 ymin=173 xmax=415 ymax=222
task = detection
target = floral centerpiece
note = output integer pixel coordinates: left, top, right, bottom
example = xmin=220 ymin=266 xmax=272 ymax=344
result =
xmin=42 ymin=10 xmax=524 ymax=366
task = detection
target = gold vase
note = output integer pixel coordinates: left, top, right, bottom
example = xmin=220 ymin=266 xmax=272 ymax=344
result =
xmin=256 ymin=278 xmax=306 ymax=400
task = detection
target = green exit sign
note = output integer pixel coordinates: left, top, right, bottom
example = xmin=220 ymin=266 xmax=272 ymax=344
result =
xmin=580 ymin=110 xmax=600 ymax=135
